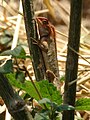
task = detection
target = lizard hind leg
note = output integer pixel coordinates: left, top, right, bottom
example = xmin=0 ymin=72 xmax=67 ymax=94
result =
xmin=46 ymin=70 xmax=56 ymax=83
xmin=46 ymin=70 xmax=61 ymax=90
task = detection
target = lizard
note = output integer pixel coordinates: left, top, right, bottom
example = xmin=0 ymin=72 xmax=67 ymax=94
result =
xmin=35 ymin=17 xmax=60 ymax=88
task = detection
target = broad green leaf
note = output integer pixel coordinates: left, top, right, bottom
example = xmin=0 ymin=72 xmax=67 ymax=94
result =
xmin=34 ymin=113 xmax=49 ymax=120
xmin=0 ymin=46 xmax=30 ymax=59
xmin=0 ymin=60 xmax=13 ymax=73
xmin=39 ymin=98 xmax=51 ymax=104
xmin=38 ymin=80 xmax=62 ymax=105
xmin=15 ymin=70 xmax=25 ymax=83
xmin=39 ymin=98 xmax=60 ymax=111
xmin=6 ymin=73 xmax=40 ymax=100
xmin=56 ymin=104 xmax=74 ymax=112
xmin=76 ymin=105 xmax=90 ymax=111
xmin=60 ymin=75 xmax=65 ymax=82
xmin=75 ymin=98 xmax=90 ymax=111
xmin=0 ymin=30 xmax=12 ymax=45
xmin=6 ymin=74 xmax=62 ymax=105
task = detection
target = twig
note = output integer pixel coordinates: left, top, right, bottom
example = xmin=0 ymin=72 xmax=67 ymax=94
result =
xmin=55 ymin=30 xmax=68 ymax=38
xmin=23 ymin=66 xmax=47 ymax=109
xmin=23 ymin=66 xmax=42 ymax=100
xmin=68 ymin=45 xmax=90 ymax=65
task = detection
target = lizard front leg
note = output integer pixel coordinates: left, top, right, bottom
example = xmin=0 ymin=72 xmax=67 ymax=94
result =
xmin=31 ymin=37 xmax=48 ymax=52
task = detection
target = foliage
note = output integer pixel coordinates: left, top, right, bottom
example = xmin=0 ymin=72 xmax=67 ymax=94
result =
xmin=60 ymin=75 xmax=65 ymax=82
xmin=0 ymin=30 xmax=12 ymax=49
xmin=0 ymin=60 xmax=13 ymax=73
xmin=1 ymin=45 xmax=90 ymax=119
xmin=6 ymin=73 xmax=40 ymax=100
xmin=6 ymin=73 xmax=62 ymax=105
xmin=0 ymin=45 xmax=31 ymax=59
xmin=34 ymin=98 xmax=74 ymax=120
xmin=6 ymin=72 xmax=75 ymax=119
xmin=38 ymin=80 xmax=62 ymax=105
xmin=75 ymin=98 xmax=90 ymax=111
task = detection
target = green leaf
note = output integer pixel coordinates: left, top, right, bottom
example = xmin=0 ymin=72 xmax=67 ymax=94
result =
xmin=6 ymin=74 xmax=62 ymax=104
xmin=38 ymin=80 xmax=62 ymax=105
xmin=0 ymin=60 xmax=13 ymax=73
xmin=34 ymin=113 xmax=49 ymax=120
xmin=0 ymin=30 xmax=12 ymax=45
xmin=6 ymin=73 xmax=40 ymax=100
xmin=75 ymin=98 xmax=90 ymax=111
xmin=0 ymin=46 xmax=30 ymax=59
xmin=39 ymin=98 xmax=51 ymax=104
xmin=15 ymin=70 xmax=25 ymax=83
xmin=39 ymin=98 xmax=60 ymax=111
xmin=56 ymin=104 xmax=74 ymax=112
xmin=60 ymin=75 xmax=65 ymax=82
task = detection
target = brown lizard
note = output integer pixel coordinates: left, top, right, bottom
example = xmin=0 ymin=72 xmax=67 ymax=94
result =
xmin=36 ymin=17 xmax=60 ymax=88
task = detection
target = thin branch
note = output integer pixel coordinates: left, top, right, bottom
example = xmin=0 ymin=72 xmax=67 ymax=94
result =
xmin=23 ymin=66 xmax=47 ymax=109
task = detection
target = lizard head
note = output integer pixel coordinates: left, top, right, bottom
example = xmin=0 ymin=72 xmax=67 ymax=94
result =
xmin=36 ymin=17 xmax=56 ymax=40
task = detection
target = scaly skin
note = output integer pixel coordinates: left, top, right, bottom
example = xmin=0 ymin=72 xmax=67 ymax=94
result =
xmin=36 ymin=17 xmax=60 ymax=85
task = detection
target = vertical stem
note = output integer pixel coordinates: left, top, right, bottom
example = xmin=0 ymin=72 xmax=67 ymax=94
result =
xmin=62 ymin=0 xmax=82 ymax=120
xmin=22 ymin=0 xmax=45 ymax=81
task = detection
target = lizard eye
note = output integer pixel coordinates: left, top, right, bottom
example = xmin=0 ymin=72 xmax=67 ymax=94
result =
xmin=42 ymin=20 xmax=48 ymax=25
